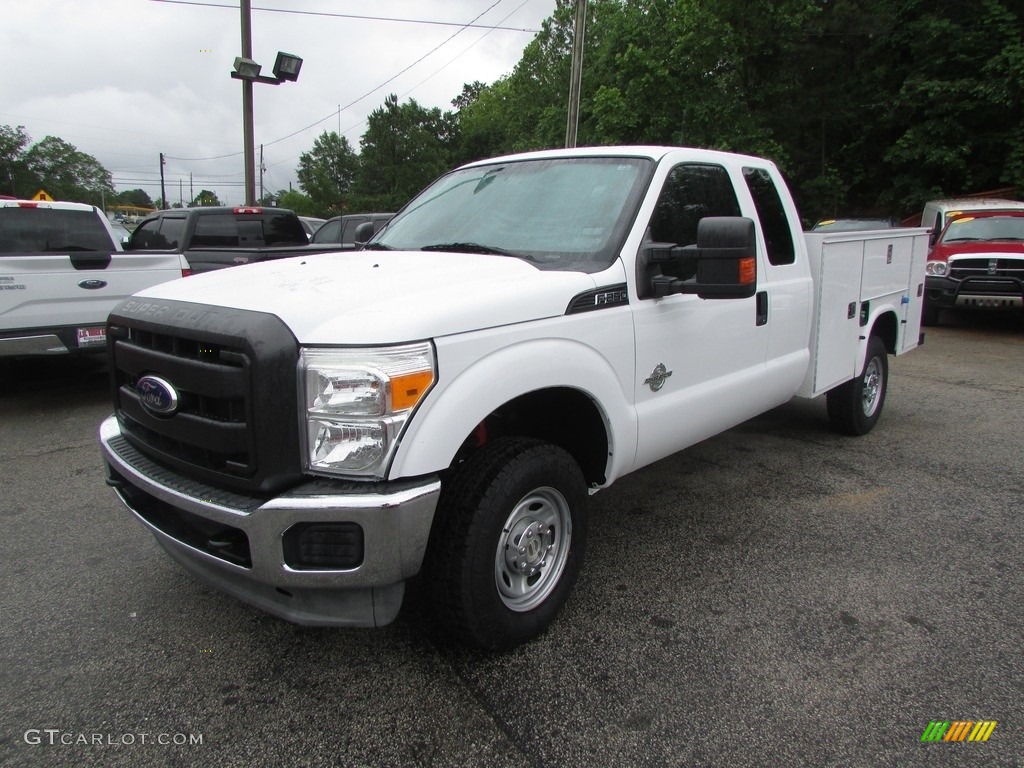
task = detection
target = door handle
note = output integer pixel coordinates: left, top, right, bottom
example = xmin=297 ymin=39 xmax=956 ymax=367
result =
xmin=756 ymin=291 xmax=768 ymax=326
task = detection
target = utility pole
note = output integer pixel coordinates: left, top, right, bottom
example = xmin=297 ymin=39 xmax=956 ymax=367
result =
xmin=179 ymin=178 xmax=183 ymax=207
xmin=159 ymin=153 xmax=167 ymax=209
xmin=241 ymin=0 xmax=256 ymax=204
xmin=565 ymin=0 xmax=587 ymax=148
xmin=259 ymin=144 xmax=265 ymax=204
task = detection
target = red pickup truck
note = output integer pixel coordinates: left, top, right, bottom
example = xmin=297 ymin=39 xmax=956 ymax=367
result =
xmin=923 ymin=209 xmax=1024 ymax=325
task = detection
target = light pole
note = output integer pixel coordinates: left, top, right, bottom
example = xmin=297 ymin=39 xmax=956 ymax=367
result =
xmin=231 ymin=0 xmax=302 ymax=205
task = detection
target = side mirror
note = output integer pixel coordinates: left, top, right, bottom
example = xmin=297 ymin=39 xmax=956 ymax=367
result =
xmin=353 ymin=221 xmax=375 ymax=249
xmin=645 ymin=217 xmax=757 ymax=300
xmin=690 ymin=216 xmax=757 ymax=299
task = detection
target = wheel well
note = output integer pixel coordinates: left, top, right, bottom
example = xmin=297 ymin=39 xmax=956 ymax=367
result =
xmin=871 ymin=310 xmax=899 ymax=354
xmin=450 ymin=388 xmax=609 ymax=486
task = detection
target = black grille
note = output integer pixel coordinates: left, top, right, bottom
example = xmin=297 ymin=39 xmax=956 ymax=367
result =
xmin=107 ymin=298 xmax=303 ymax=495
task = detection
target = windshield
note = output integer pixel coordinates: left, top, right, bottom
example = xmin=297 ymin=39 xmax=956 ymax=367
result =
xmin=372 ymin=156 xmax=653 ymax=272
xmin=939 ymin=214 xmax=1024 ymax=243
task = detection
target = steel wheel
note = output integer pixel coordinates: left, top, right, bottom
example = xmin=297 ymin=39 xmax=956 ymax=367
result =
xmin=494 ymin=486 xmax=572 ymax=612
xmin=861 ymin=354 xmax=883 ymax=418
xmin=826 ymin=334 xmax=889 ymax=436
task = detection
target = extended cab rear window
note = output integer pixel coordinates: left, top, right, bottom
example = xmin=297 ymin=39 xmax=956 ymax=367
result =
xmin=130 ymin=217 xmax=185 ymax=250
xmin=743 ymin=167 xmax=796 ymax=266
xmin=0 ymin=207 xmax=115 ymax=253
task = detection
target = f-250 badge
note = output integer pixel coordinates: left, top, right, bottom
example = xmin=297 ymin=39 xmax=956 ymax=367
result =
xmin=644 ymin=363 xmax=673 ymax=392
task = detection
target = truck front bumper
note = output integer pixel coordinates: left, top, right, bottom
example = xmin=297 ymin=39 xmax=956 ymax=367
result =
xmin=925 ymin=275 xmax=1024 ymax=312
xmin=99 ymin=415 xmax=440 ymax=627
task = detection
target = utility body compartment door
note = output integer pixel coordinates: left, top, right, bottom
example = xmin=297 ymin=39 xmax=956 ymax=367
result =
xmin=800 ymin=229 xmax=929 ymax=397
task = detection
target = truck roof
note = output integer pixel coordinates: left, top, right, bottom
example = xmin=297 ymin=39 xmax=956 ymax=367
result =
xmin=0 ymin=199 xmax=100 ymax=212
xmin=460 ymin=145 xmax=779 ymax=170
xmin=142 ymin=206 xmax=298 ymax=217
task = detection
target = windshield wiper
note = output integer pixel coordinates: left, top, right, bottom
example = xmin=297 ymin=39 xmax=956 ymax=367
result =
xmin=361 ymin=242 xmax=393 ymax=250
xmin=420 ymin=242 xmax=531 ymax=259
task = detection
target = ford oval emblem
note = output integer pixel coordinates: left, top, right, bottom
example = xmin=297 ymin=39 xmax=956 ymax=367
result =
xmin=78 ymin=279 xmax=107 ymax=290
xmin=136 ymin=375 xmax=179 ymax=415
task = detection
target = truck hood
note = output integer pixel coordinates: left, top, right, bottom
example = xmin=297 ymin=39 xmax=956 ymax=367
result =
xmin=931 ymin=241 xmax=1024 ymax=262
xmin=135 ymin=250 xmax=606 ymax=344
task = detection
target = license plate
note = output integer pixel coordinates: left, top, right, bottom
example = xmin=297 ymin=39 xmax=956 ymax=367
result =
xmin=77 ymin=326 xmax=107 ymax=348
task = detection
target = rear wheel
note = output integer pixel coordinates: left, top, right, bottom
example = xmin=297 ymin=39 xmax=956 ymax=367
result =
xmin=426 ymin=437 xmax=588 ymax=650
xmin=826 ymin=335 xmax=888 ymax=436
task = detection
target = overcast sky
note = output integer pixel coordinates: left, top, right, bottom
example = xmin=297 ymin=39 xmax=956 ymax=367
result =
xmin=1 ymin=0 xmax=556 ymax=207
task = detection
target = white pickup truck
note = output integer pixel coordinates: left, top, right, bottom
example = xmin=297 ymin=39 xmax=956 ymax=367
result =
xmin=0 ymin=199 xmax=190 ymax=357
xmin=98 ymin=147 xmax=928 ymax=650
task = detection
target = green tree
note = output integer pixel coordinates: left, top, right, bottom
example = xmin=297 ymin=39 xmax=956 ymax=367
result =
xmin=353 ymin=95 xmax=452 ymax=211
xmin=189 ymin=189 xmax=221 ymax=207
xmin=115 ymin=188 xmax=154 ymax=208
xmin=276 ymin=189 xmax=316 ymax=216
xmin=451 ymin=0 xmax=1024 ymax=222
xmin=857 ymin=0 xmax=1024 ymax=212
xmin=296 ymin=131 xmax=359 ymax=217
xmin=0 ymin=124 xmax=32 ymax=197
xmin=21 ymin=135 xmax=114 ymax=205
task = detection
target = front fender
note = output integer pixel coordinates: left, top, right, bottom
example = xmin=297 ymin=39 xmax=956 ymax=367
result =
xmin=390 ymin=333 xmax=637 ymax=485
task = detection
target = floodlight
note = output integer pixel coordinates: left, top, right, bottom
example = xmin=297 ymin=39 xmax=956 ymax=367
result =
xmin=273 ymin=52 xmax=303 ymax=82
xmin=232 ymin=57 xmax=262 ymax=79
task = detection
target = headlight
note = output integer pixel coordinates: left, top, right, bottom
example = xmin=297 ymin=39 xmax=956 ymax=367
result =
xmin=300 ymin=343 xmax=435 ymax=478
xmin=925 ymin=260 xmax=947 ymax=277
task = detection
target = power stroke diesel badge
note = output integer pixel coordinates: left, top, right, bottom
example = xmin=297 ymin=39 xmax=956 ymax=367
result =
xmin=643 ymin=363 xmax=673 ymax=392
xmin=136 ymin=376 xmax=180 ymax=415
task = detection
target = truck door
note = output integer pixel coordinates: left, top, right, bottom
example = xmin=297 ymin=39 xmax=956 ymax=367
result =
xmin=739 ymin=166 xmax=813 ymax=387
xmin=631 ymin=162 xmax=773 ymax=470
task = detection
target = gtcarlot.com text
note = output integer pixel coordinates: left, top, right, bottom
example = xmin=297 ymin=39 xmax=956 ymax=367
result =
xmin=24 ymin=729 xmax=203 ymax=746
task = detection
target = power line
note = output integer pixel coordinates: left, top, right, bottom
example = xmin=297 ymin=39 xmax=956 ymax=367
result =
xmin=261 ymin=0 xmax=506 ymax=149
xmin=262 ymin=0 xmax=536 ymax=171
xmin=149 ymin=0 xmax=541 ymax=33
xmin=164 ymin=150 xmax=243 ymax=162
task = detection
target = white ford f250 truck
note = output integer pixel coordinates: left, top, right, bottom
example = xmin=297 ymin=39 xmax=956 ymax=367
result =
xmin=98 ymin=147 xmax=928 ymax=650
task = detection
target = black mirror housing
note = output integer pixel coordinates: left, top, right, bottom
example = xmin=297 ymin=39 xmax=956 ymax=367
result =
xmin=645 ymin=217 xmax=757 ymax=300
xmin=354 ymin=221 xmax=376 ymax=248
xmin=691 ymin=216 xmax=757 ymax=299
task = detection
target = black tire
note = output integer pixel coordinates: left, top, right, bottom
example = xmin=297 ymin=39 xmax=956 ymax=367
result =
xmin=826 ymin=335 xmax=889 ymax=436
xmin=426 ymin=437 xmax=588 ymax=650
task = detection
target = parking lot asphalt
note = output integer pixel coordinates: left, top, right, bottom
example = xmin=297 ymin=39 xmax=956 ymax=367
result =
xmin=1 ymin=312 xmax=1021 ymax=768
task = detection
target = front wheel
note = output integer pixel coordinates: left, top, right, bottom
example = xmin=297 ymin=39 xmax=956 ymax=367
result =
xmin=826 ymin=335 xmax=889 ymax=436
xmin=426 ymin=437 xmax=588 ymax=650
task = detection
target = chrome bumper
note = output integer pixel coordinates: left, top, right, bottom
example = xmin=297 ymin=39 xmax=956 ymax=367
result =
xmin=98 ymin=415 xmax=440 ymax=627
